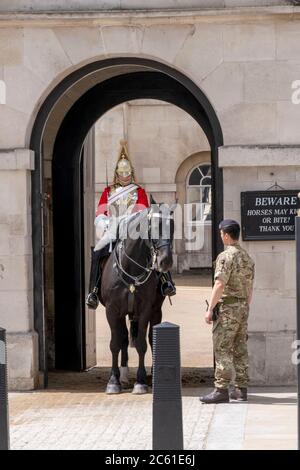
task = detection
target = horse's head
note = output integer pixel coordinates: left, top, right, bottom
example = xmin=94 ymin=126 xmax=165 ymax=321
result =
xmin=116 ymin=199 xmax=174 ymax=274
xmin=148 ymin=201 xmax=175 ymax=273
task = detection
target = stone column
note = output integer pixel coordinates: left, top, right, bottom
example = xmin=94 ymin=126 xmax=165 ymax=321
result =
xmin=0 ymin=149 xmax=38 ymax=390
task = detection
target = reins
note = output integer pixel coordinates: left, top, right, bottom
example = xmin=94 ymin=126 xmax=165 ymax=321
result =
xmin=113 ymin=209 xmax=172 ymax=313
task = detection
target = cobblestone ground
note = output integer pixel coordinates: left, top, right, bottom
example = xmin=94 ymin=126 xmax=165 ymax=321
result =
xmin=8 ymin=369 xmax=297 ymax=450
xmin=9 ymin=392 xmax=215 ymax=450
xmin=9 ymin=369 xmax=214 ymax=450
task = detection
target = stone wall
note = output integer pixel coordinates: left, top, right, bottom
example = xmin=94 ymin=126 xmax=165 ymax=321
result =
xmin=1 ymin=12 xmax=300 ymax=150
xmin=220 ymin=146 xmax=299 ymax=385
xmin=0 ymin=150 xmax=38 ymax=389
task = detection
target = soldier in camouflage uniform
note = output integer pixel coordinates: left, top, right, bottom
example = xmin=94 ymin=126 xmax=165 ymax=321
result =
xmin=200 ymin=219 xmax=255 ymax=404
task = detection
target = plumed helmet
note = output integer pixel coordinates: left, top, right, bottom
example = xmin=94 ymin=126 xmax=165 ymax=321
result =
xmin=114 ymin=140 xmax=135 ymax=183
xmin=116 ymin=156 xmax=132 ymax=177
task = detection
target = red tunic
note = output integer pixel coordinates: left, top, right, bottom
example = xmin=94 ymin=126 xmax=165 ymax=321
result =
xmin=96 ymin=185 xmax=149 ymax=217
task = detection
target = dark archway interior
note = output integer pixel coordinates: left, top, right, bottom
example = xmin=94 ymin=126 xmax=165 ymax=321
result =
xmin=30 ymin=59 xmax=223 ymax=374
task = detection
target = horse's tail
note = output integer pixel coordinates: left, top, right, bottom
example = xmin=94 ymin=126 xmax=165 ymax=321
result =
xmin=129 ymin=320 xmax=138 ymax=347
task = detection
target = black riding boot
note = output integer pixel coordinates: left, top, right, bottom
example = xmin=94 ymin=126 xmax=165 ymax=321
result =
xmin=86 ymin=247 xmax=103 ymax=310
xmin=160 ymin=271 xmax=176 ymax=297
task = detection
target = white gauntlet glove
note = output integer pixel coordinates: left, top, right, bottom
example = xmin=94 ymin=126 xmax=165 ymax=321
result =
xmin=94 ymin=214 xmax=109 ymax=240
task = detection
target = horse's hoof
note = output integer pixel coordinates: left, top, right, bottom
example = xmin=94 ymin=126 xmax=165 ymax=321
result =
xmin=132 ymin=383 xmax=148 ymax=394
xmin=106 ymin=383 xmax=122 ymax=394
xmin=120 ymin=380 xmax=130 ymax=389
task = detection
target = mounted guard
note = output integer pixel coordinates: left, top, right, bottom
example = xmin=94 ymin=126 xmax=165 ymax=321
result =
xmin=86 ymin=141 xmax=176 ymax=310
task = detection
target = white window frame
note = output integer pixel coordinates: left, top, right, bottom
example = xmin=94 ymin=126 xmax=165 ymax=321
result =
xmin=186 ymin=163 xmax=212 ymax=226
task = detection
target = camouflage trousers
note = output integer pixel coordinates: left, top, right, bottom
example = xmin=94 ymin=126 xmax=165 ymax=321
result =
xmin=213 ymin=302 xmax=249 ymax=389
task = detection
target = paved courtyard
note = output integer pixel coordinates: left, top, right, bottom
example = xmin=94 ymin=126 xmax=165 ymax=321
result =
xmin=8 ymin=371 xmax=297 ymax=450
xmin=7 ymin=271 xmax=297 ymax=450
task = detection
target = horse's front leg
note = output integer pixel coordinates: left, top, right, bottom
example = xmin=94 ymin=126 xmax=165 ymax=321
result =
xmin=120 ymin=318 xmax=129 ymax=388
xmin=132 ymin=319 xmax=149 ymax=395
xmin=106 ymin=310 xmax=122 ymax=394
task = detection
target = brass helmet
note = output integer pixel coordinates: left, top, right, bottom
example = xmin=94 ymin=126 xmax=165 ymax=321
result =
xmin=114 ymin=140 xmax=135 ymax=185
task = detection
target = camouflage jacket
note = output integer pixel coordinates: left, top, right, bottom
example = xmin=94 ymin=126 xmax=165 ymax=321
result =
xmin=214 ymin=244 xmax=255 ymax=300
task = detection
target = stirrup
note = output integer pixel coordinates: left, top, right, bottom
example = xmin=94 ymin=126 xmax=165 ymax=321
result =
xmin=161 ymin=281 xmax=176 ymax=297
xmin=86 ymin=292 xmax=99 ymax=310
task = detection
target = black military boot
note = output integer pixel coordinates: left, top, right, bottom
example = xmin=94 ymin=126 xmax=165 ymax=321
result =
xmin=199 ymin=388 xmax=229 ymax=404
xmin=86 ymin=288 xmax=99 ymax=310
xmin=229 ymin=387 xmax=247 ymax=401
xmin=160 ymin=271 xmax=176 ymax=297
xmin=86 ymin=247 xmax=102 ymax=310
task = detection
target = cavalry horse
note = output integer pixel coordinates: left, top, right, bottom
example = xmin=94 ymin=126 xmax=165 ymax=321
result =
xmin=100 ymin=205 xmax=174 ymax=394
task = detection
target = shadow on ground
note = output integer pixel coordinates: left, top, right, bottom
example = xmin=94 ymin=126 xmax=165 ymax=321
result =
xmin=247 ymin=392 xmax=297 ymax=405
xmin=44 ymin=367 xmax=214 ymax=394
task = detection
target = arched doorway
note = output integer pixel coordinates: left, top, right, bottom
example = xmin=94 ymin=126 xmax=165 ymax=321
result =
xmin=29 ymin=58 xmax=223 ymax=382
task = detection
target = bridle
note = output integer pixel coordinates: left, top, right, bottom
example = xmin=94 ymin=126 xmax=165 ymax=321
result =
xmin=113 ymin=210 xmax=173 ymax=294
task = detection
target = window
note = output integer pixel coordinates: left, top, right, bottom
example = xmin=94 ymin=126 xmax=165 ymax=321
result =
xmin=186 ymin=164 xmax=212 ymax=223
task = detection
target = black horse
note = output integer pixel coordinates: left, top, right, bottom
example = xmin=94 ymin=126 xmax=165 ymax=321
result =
xmin=100 ymin=206 xmax=174 ymax=394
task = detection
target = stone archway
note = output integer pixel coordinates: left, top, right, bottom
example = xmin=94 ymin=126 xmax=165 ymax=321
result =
xmin=29 ymin=58 xmax=223 ymax=380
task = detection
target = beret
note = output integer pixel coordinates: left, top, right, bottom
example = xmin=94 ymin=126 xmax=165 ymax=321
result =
xmin=219 ymin=219 xmax=240 ymax=230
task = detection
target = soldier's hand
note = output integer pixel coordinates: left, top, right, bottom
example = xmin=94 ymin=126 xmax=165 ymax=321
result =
xmin=205 ymin=308 xmax=213 ymax=324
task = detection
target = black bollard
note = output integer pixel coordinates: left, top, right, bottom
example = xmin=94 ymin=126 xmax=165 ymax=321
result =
xmin=152 ymin=322 xmax=183 ymax=450
xmin=296 ymin=216 xmax=300 ymax=451
xmin=0 ymin=328 xmax=9 ymax=450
